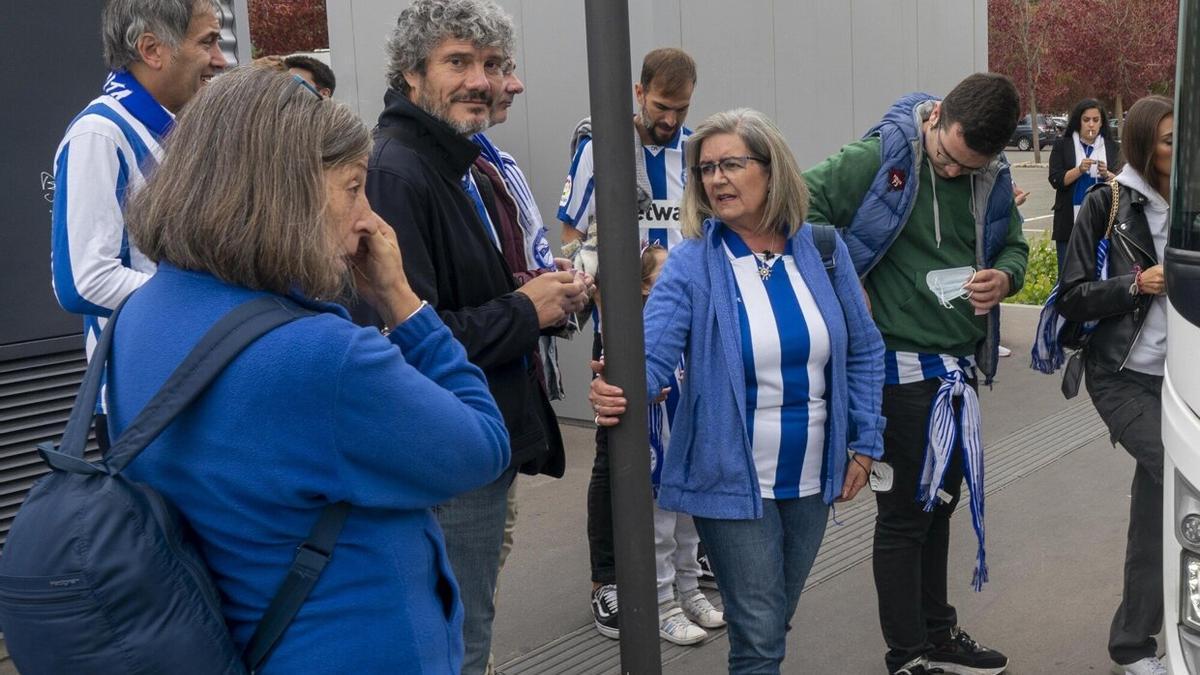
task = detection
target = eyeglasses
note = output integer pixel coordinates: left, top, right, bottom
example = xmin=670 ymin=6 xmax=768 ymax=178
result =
xmin=692 ymin=155 xmax=768 ymax=180
xmin=287 ymin=73 xmax=324 ymax=101
xmin=932 ymin=126 xmax=988 ymax=173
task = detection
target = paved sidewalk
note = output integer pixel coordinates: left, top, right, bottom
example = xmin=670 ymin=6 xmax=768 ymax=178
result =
xmin=493 ymin=304 xmax=1144 ymax=674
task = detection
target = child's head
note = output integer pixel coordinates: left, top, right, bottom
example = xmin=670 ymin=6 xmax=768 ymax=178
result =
xmin=640 ymin=242 xmax=668 ymax=298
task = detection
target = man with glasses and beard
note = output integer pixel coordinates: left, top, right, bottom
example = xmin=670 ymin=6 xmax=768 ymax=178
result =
xmin=802 ymin=73 xmax=1028 ymax=675
xmin=363 ymin=2 xmax=587 ymax=672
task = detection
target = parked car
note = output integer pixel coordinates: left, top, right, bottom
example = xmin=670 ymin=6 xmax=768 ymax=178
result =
xmin=1009 ymin=114 xmax=1061 ymax=151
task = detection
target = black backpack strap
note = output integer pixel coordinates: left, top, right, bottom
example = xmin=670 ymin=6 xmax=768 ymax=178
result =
xmin=810 ymin=223 xmax=838 ymax=274
xmin=50 ymin=297 xmax=133 ymax=464
xmin=101 ymin=296 xmax=312 ymax=474
xmin=244 ymin=501 xmax=351 ymax=673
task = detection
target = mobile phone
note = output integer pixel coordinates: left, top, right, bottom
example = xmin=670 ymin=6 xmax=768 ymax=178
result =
xmin=869 ymin=461 xmax=894 ymax=493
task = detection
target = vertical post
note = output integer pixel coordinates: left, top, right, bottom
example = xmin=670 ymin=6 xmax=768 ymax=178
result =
xmin=582 ymin=1 xmax=661 ymax=673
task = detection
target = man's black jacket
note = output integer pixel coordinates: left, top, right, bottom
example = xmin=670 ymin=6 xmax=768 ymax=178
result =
xmin=359 ymin=89 xmax=564 ymax=477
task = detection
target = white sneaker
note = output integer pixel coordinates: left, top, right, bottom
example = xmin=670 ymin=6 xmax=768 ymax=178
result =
xmin=678 ymin=590 xmax=725 ymax=628
xmin=658 ymin=604 xmax=707 ymax=645
xmin=997 ymin=344 xmax=1012 ymax=357
xmin=1120 ymin=656 xmax=1168 ymax=675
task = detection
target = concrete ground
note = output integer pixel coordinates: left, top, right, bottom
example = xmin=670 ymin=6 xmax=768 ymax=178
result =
xmin=491 ymin=304 xmax=1147 ymax=674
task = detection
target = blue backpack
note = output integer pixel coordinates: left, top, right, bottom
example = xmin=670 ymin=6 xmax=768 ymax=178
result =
xmin=0 ymin=296 xmax=348 ymax=674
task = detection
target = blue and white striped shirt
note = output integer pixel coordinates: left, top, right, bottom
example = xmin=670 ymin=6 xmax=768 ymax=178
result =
xmin=51 ymin=72 xmax=170 ymax=360
xmin=722 ymin=229 xmax=831 ymax=500
xmin=472 ymin=134 xmax=554 ymax=270
xmin=557 ymin=126 xmax=691 ymax=249
xmin=883 ymin=351 xmax=977 ymax=385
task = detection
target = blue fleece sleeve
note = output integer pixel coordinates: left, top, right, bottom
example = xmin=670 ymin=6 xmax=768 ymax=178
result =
xmin=832 ymin=235 xmax=886 ymax=459
xmin=331 ymin=304 xmax=509 ymax=509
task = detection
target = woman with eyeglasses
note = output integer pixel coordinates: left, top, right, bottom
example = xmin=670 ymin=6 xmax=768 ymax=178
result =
xmin=1057 ymin=95 xmax=1174 ymax=675
xmin=1048 ymin=99 xmax=1122 ymax=273
xmin=109 ymin=66 xmax=510 ymax=673
xmin=589 ymin=108 xmax=884 ymax=674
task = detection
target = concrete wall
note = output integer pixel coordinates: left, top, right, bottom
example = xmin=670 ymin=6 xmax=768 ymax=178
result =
xmin=328 ymin=0 xmax=989 ymax=420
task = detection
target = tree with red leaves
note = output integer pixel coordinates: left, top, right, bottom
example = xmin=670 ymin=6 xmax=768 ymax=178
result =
xmin=248 ymin=0 xmax=328 ymax=57
xmin=1049 ymin=0 xmax=1178 ymax=124
xmin=989 ymin=0 xmax=1066 ymax=162
xmin=991 ymin=0 xmax=1178 ymax=146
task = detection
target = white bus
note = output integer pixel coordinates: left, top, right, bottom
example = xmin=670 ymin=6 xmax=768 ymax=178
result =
xmin=1161 ymin=0 xmax=1200 ymax=671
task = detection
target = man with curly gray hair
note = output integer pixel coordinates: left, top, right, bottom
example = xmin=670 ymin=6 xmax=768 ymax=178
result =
xmin=362 ymin=2 xmax=587 ymax=672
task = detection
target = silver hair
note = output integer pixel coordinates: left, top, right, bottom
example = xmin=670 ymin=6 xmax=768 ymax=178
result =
xmin=681 ymin=108 xmax=809 ymax=239
xmin=385 ymin=0 xmax=514 ymax=95
xmin=102 ymin=0 xmax=221 ymax=71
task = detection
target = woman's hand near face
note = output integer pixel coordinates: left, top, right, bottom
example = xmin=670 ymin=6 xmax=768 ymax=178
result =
xmin=838 ymin=453 xmax=872 ymax=502
xmin=352 ymin=210 xmax=422 ymax=327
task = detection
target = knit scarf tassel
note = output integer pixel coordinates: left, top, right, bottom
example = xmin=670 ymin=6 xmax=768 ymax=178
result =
xmin=917 ymin=371 xmax=988 ymax=591
xmin=1029 ymin=238 xmax=1109 ymax=374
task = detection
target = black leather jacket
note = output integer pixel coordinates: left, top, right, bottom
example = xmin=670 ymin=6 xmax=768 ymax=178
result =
xmin=1057 ymin=182 xmax=1158 ymax=372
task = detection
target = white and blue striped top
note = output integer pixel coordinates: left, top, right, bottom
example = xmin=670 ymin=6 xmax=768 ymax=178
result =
xmin=722 ymin=228 xmax=831 ymax=500
xmin=51 ymin=73 xmax=169 ymax=361
xmin=883 ymin=351 xmax=977 ymax=385
xmin=557 ymin=126 xmax=691 ymax=249
xmin=472 ymin=133 xmax=555 ymax=270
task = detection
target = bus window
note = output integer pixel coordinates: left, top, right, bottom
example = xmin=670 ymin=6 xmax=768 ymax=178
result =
xmin=1166 ymin=0 xmax=1200 ymax=328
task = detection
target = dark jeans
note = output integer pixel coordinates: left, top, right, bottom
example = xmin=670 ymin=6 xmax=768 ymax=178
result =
xmin=1056 ymin=239 xmax=1068 ymax=280
xmin=1085 ymin=357 xmax=1164 ymax=665
xmin=873 ymin=378 xmax=967 ymax=672
xmin=587 ymin=331 xmax=617 ymax=584
xmin=694 ymin=496 xmax=828 ymax=675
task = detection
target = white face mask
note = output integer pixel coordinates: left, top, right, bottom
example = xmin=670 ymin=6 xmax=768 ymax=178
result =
xmin=925 ymin=266 xmax=976 ymax=308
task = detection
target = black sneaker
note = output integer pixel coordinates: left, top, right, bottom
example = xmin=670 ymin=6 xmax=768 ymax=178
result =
xmin=696 ymin=547 xmax=718 ymax=589
xmin=591 ymin=584 xmax=619 ymax=639
xmin=927 ymin=627 xmax=1008 ymax=675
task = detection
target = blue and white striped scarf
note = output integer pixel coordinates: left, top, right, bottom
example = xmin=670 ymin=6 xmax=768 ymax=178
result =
xmin=886 ymin=350 xmax=989 ymax=590
xmin=1030 ymin=190 xmax=1112 ymax=373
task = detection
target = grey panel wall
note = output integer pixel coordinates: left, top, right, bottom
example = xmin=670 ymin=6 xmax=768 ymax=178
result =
xmin=328 ymin=0 xmax=988 ymax=421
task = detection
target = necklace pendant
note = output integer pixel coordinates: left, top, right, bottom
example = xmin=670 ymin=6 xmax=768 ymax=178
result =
xmin=758 ymin=265 xmax=772 ymax=281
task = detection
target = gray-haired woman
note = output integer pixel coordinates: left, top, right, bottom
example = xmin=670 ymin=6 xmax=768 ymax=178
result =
xmin=590 ymin=108 xmax=885 ymax=674
xmin=110 ymin=66 xmax=510 ymax=673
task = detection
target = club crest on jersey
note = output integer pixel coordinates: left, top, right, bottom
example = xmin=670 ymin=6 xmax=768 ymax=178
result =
xmin=559 ymin=176 xmax=572 ymax=207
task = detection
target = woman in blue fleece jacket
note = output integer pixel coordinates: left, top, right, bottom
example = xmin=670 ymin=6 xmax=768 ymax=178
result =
xmin=109 ymin=67 xmax=509 ymax=674
xmin=591 ymin=109 xmax=885 ymax=674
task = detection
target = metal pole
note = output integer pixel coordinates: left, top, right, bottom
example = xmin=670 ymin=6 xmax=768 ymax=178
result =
xmin=582 ymin=1 xmax=661 ymax=673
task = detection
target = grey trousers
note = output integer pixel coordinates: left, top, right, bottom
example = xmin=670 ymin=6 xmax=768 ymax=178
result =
xmin=1084 ymin=357 xmax=1164 ymax=665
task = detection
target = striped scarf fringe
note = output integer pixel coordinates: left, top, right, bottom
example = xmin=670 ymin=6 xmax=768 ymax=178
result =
xmin=918 ymin=370 xmax=989 ymax=591
xmin=1029 ymin=238 xmax=1108 ymax=374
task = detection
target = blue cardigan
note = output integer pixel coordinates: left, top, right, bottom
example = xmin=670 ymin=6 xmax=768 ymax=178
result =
xmin=107 ymin=264 xmax=510 ymax=674
xmin=645 ymin=220 xmax=885 ymax=519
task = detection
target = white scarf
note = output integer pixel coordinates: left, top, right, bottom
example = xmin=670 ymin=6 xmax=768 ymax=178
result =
xmin=1071 ymin=131 xmax=1108 ymax=220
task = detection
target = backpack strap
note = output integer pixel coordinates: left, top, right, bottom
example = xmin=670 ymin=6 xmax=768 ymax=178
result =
xmin=48 ymin=297 xmax=132 ymax=468
xmin=44 ymin=296 xmax=311 ymax=473
xmin=103 ymin=296 xmax=312 ymax=474
xmin=810 ymin=223 xmax=839 ymax=275
xmin=47 ymin=294 xmax=349 ymax=673
xmin=244 ymin=501 xmax=351 ymax=673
